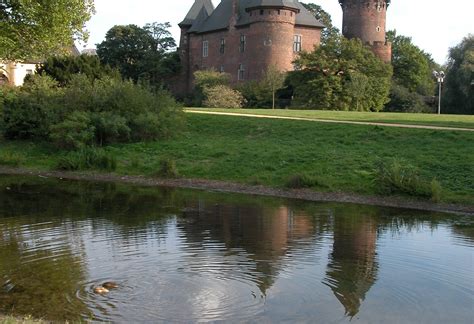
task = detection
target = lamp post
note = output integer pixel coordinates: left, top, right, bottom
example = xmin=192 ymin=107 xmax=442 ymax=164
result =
xmin=433 ymin=70 xmax=445 ymax=115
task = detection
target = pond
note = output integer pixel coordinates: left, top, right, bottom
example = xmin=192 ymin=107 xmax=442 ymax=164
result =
xmin=0 ymin=176 xmax=473 ymax=323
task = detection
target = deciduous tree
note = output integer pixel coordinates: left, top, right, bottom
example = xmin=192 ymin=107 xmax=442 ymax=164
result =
xmin=442 ymin=34 xmax=474 ymax=115
xmin=0 ymin=0 xmax=94 ymax=60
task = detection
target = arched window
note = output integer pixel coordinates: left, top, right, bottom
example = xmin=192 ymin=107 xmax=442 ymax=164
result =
xmin=0 ymin=73 xmax=9 ymax=85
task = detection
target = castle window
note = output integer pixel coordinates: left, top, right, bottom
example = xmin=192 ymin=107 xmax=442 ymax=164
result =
xmin=376 ymin=26 xmax=381 ymax=32
xmin=240 ymin=35 xmax=246 ymax=53
xmin=202 ymin=40 xmax=208 ymax=57
xmin=260 ymin=9 xmax=264 ymax=15
xmin=238 ymin=64 xmax=245 ymax=80
xmin=220 ymin=65 xmax=225 ymax=73
xmin=278 ymin=10 xmax=281 ymax=15
xmin=293 ymin=35 xmax=302 ymax=52
xmin=220 ymin=38 xmax=225 ymax=54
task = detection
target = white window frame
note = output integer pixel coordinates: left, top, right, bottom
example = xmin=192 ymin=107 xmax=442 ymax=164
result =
xmin=240 ymin=35 xmax=246 ymax=53
xmin=293 ymin=35 xmax=302 ymax=52
xmin=238 ymin=64 xmax=245 ymax=80
xmin=202 ymin=40 xmax=209 ymax=57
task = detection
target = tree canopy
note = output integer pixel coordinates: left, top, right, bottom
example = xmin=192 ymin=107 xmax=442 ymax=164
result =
xmin=387 ymin=30 xmax=437 ymax=96
xmin=301 ymin=2 xmax=340 ymax=45
xmin=96 ymin=23 xmax=179 ymax=85
xmin=288 ymin=36 xmax=392 ymax=111
xmin=443 ymin=34 xmax=474 ymax=115
xmin=0 ymin=0 xmax=95 ymax=61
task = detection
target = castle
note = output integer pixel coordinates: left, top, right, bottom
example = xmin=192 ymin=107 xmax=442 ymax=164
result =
xmin=178 ymin=0 xmax=391 ymax=92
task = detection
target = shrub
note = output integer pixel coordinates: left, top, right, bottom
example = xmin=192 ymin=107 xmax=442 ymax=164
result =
xmin=0 ymin=151 xmax=25 ymax=166
xmin=50 ymin=111 xmax=95 ymax=150
xmin=56 ymin=148 xmax=117 ymax=171
xmin=154 ymin=158 xmax=179 ymax=178
xmin=203 ymin=85 xmax=245 ymax=109
xmin=385 ymin=82 xmax=432 ymax=113
xmin=3 ymin=75 xmax=62 ymax=139
xmin=374 ymin=159 xmax=442 ymax=201
xmin=2 ymin=74 xmax=184 ymax=146
xmin=193 ymin=69 xmax=231 ymax=106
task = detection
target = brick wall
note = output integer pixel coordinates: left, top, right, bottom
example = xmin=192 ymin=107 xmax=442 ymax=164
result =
xmin=178 ymin=7 xmax=323 ymax=93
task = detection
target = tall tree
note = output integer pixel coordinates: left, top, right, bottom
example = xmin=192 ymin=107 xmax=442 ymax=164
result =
xmin=288 ymin=36 xmax=392 ymax=111
xmin=97 ymin=23 xmax=179 ymax=85
xmin=301 ymin=3 xmax=340 ymax=45
xmin=0 ymin=0 xmax=94 ymax=60
xmin=387 ymin=30 xmax=437 ymax=96
xmin=442 ymin=34 xmax=474 ymax=115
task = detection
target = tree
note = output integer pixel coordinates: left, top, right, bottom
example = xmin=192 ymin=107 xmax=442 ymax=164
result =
xmin=262 ymin=65 xmax=286 ymax=109
xmin=0 ymin=0 xmax=94 ymax=61
xmin=387 ymin=30 xmax=437 ymax=96
xmin=288 ymin=36 xmax=392 ymax=111
xmin=96 ymin=23 xmax=179 ymax=85
xmin=35 ymin=54 xmax=119 ymax=86
xmin=442 ymin=34 xmax=474 ymax=115
xmin=301 ymin=3 xmax=340 ymax=45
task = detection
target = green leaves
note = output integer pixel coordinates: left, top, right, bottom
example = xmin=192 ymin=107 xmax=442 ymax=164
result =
xmin=289 ymin=37 xmax=392 ymax=111
xmin=0 ymin=0 xmax=95 ymax=60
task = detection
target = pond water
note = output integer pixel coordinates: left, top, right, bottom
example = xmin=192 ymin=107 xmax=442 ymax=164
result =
xmin=0 ymin=176 xmax=473 ymax=323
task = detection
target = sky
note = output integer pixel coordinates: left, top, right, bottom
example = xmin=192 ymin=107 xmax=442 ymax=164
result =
xmin=83 ymin=0 xmax=473 ymax=64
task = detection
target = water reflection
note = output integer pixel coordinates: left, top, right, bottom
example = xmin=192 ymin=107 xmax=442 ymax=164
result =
xmin=0 ymin=176 xmax=472 ymax=322
xmin=323 ymin=207 xmax=379 ymax=317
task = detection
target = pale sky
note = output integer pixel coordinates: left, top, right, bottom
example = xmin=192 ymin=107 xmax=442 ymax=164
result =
xmin=83 ymin=0 xmax=473 ymax=64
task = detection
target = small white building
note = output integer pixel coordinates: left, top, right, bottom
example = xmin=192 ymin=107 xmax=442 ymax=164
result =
xmin=0 ymin=61 xmax=39 ymax=86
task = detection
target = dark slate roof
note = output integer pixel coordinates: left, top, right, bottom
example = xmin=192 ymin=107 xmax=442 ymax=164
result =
xmin=185 ymin=0 xmax=324 ymax=34
xmin=179 ymin=0 xmax=214 ymax=26
xmin=245 ymin=0 xmax=300 ymax=10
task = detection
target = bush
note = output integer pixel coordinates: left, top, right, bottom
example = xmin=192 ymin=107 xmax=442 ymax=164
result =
xmin=374 ymin=159 xmax=442 ymax=201
xmin=50 ymin=111 xmax=95 ymax=150
xmin=193 ymin=69 xmax=231 ymax=106
xmin=385 ymin=83 xmax=433 ymax=113
xmin=2 ymin=74 xmax=185 ymax=147
xmin=203 ymin=85 xmax=245 ymax=108
xmin=56 ymin=147 xmax=117 ymax=171
xmin=3 ymin=75 xmax=62 ymax=139
xmin=154 ymin=158 xmax=179 ymax=178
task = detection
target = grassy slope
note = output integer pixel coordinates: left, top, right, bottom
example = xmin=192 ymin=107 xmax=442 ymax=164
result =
xmin=1 ymin=114 xmax=473 ymax=204
xmin=187 ymin=108 xmax=474 ymax=129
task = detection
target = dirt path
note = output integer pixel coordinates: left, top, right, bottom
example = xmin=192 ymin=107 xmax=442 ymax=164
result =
xmin=185 ymin=110 xmax=474 ymax=132
xmin=1 ymin=166 xmax=473 ymax=216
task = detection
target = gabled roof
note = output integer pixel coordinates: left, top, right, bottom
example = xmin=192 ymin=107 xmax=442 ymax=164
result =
xmin=179 ymin=0 xmax=215 ymax=27
xmin=185 ymin=0 xmax=324 ymax=34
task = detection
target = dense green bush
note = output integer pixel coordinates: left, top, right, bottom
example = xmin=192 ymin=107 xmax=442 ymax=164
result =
xmin=155 ymin=158 xmax=179 ymax=178
xmin=285 ymin=173 xmax=328 ymax=189
xmin=385 ymin=83 xmax=433 ymax=113
xmin=192 ymin=70 xmax=231 ymax=106
xmin=34 ymin=54 xmax=119 ymax=86
xmin=203 ymin=85 xmax=245 ymax=108
xmin=2 ymin=74 xmax=185 ymax=148
xmin=3 ymin=75 xmax=62 ymax=139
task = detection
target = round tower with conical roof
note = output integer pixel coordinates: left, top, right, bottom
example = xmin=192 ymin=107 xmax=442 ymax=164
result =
xmin=339 ymin=0 xmax=391 ymax=62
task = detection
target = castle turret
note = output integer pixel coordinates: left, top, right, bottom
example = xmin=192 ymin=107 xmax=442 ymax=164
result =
xmin=339 ymin=0 xmax=392 ymax=62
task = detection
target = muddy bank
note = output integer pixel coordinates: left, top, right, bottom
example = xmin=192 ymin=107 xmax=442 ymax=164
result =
xmin=0 ymin=166 xmax=473 ymax=216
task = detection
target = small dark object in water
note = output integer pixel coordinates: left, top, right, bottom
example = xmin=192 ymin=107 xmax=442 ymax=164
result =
xmin=102 ymin=282 xmax=119 ymax=289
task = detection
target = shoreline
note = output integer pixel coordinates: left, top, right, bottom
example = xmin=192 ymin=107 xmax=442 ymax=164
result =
xmin=1 ymin=166 xmax=473 ymax=216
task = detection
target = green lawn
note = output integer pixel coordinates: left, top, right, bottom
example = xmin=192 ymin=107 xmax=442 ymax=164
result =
xmin=186 ymin=108 xmax=474 ymax=129
xmin=1 ymin=113 xmax=473 ymax=205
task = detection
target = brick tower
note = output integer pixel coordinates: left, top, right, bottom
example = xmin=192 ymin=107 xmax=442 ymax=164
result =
xmin=339 ymin=0 xmax=392 ymax=62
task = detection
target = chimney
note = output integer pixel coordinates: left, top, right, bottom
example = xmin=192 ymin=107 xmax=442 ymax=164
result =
xmin=230 ymin=0 xmax=239 ymax=28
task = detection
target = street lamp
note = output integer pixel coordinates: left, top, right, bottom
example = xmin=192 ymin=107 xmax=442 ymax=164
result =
xmin=433 ymin=70 xmax=445 ymax=115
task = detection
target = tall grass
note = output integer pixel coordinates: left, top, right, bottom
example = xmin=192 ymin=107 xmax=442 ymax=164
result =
xmin=374 ymin=159 xmax=442 ymax=202
xmin=0 ymin=151 xmax=25 ymax=167
xmin=56 ymin=148 xmax=116 ymax=171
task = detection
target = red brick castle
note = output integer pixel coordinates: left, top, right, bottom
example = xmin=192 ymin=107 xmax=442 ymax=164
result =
xmin=178 ymin=0 xmax=391 ymax=92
